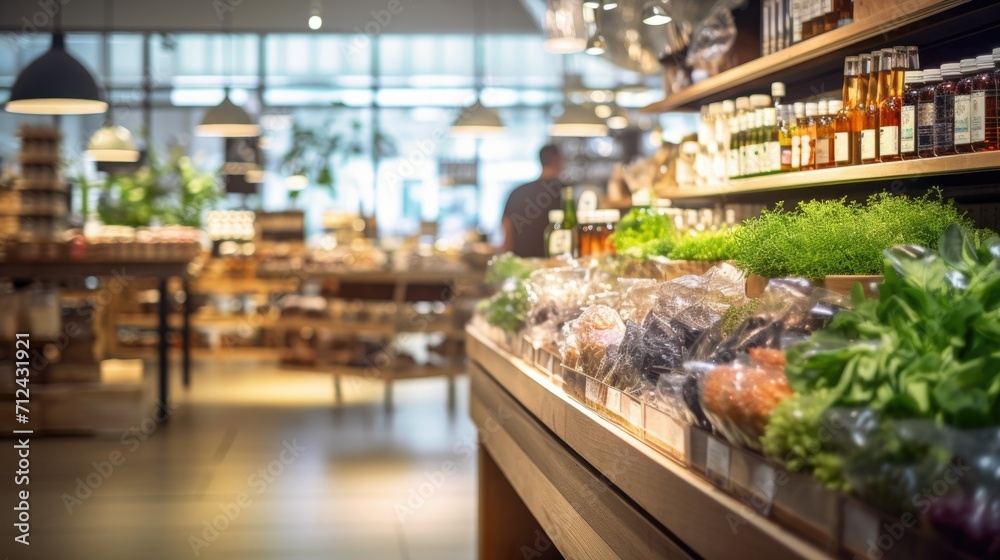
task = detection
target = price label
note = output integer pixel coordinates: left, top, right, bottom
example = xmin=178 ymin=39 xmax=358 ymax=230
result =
xmin=731 ymin=452 xmax=776 ymax=516
xmin=842 ymin=500 xmax=880 ymax=555
xmin=645 ymin=406 xmax=687 ymax=459
xmin=606 ymin=387 xmax=621 ymax=414
xmin=706 ymin=437 xmax=732 ymax=489
xmin=627 ymin=398 xmax=642 ymax=428
xmin=585 ymin=378 xmax=601 ymax=404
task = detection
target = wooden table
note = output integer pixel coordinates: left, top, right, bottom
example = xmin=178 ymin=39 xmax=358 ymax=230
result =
xmin=1 ymin=260 xmax=193 ymax=415
xmin=466 ymin=326 xmax=827 ymax=560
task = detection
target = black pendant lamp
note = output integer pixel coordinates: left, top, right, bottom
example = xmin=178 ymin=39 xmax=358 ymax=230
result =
xmin=6 ymin=33 xmax=108 ymax=115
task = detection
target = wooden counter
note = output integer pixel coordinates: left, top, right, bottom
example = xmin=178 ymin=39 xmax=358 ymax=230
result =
xmin=467 ymin=326 xmax=827 ymax=560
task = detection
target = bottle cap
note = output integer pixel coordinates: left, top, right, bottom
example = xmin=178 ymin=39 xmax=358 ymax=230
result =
xmin=577 ymin=211 xmax=595 ymax=224
xmin=817 ymin=99 xmax=829 ymax=115
xmin=722 ymin=99 xmax=736 ymax=113
xmin=549 ymin=210 xmax=564 ymax=223
xmin=844 ymin=55 xmax=859 ymax=74
xmin=922 ymin=68 xmax=942 ymax=82
xmin=976 ymin=55 xmax=994 ymax=71
xmin=828 ymin=100 xmax=843 ymax=113
xmin=771 ymin=82 xmax=786 ymax=99
xmin=940 ymin=63 xmax=962 ymax=78
xmin=960 ymin=58 xmax=978 ymax=74
xmin=904 ymin=70 xmax=923 ymax=84
xmin=735 ymin=97 xmax=750 ymax=110
xmin=749 ymin=94 xmax=772 ymax=107
xmin=793 ymin=102 xmax=805 ymax=117
xmin=805 ymin=102 xmax=818 ymax=117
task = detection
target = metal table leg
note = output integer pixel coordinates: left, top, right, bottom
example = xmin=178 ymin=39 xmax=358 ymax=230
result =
xmin=182 ymin=277 xmax=191 ymax=388
xmin=157 ymin=278 xmax=169 ymax=415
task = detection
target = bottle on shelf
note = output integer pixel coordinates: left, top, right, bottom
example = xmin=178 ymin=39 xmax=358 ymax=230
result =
xmin=906 ymin=46 xmax=920 ymax=72
xmin=779 ymin=104 xmax=795 ymax=171
xmin=972 ymin=54 xmax=998 ymax=152
xmin=839 ymin=55 xmax=861 ymax=166
xmin=837 ymin=0 xmax=854 ymax=26
xmin=544 ymin=210 xmax=565 ymax=258
xmin=764 ymin=107 xmax=781 ymax=174
xmin=791 ymin=101 xmax=805 ymax=171
xmin=918 ymin=68 xmax=942 ymax=158
xmin=815 ymin=100 xmax=835 ymax=169
xmin=550 ymin=187 xmax=577 ymax=257
xmin=901 ymin=70 xmax=923 ymax=160
xmin=735 ymin=96 xmax=751 ymax=178
xmin=601 ymin=210 xmax=619 ymax=255
xmin=727 ymin=100 xmax=741 ymax=179
xmin=860 ymin=50 xmax=886 ymax=164
xmin=749 ymin=94 xmax=772 ymax=175
xmin=791 ymin=0 xmax=803 ymax=44
xmin=800 ymin=102 xmax=819 ymax=170
xmin=772 ymin=82 xmax=786 ymax=110
xmin=822 ymin=0 xmax=837 ymax=33
xmin=955 ymin=58 xmax=978 ymax=154
xmin=878 ymin=47 xmax=908 ymax=163
xmin=935 ymin=62 xmax=962 ymax=157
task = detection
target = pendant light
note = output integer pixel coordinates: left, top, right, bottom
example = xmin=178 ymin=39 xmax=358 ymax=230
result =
xmin=642 ymin=0 xmax=673 ymax=26
xmin=451 ymin=0 xmax=504 ymax=136
xmin=197 ymin=17 xmax=259 ymax=137
xmin=551 ymin=104 xmax=607 ymax=137
xmin=87 ymin=9 xmax=140 ymax=163
xmin=6 ymin=32 xmax=107 ymax=115
xmin=543 ymin=0 xmax=587 ymax=54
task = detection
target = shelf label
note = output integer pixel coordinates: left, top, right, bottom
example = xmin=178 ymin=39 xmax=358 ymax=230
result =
xmin=606 ymin=387 xmax=621 ymax=414
xmin=584 ymin=378 xmax=601 ymax=404
xmin=627 ymin=398 xmax=642 ymax=428
xmin=842 ymin=501 xmax=881 ymax=555
xmin=645 ymin=406 xmax=686 ymax=459
xmin=731 ymin=452 xmax=777 ymax=516
xmin=706 ymin=437 xmax=731 ymax=489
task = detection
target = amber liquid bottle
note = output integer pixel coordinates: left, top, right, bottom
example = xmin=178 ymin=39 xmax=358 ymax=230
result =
xmin=799 ymin=102 xmax=819 ymax=170
xmin=816 ymin=100 xmax=838 ymax=169
xmin=918 ymin=69 xmax=942 ymax=158
xmin=836 ymin=56 xmax=860 ymax=166
xmin=901 ymin=71 xmax=923 ymax=160
xmin=850 ymin=53 xmax=871 ymax=166
xmin=860 ymin=50 xmax=885 ymax=164
xmin=878 ymin=48 xmax=907 ymax=163
xmin=972 ymin=54 xmax=998 ymax=152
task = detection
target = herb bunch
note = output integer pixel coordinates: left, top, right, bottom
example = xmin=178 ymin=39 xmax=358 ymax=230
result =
xmin=668 ymin=228 xmax=738 ymax=262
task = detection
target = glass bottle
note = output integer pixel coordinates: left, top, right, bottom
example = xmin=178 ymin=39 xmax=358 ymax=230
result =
xmin=544 ymin=209 xmax=565 ymax=258
xmin=837 ymin=0 xmax=853 ymax=26
xmin=791 ymin=101 xmax=805 ymax=171
xmin=550 ymin=186 xmax=577 ymax=257
xmin=822 ymin=0 xmax=837 ymax=33
xmin=779 ymin=105 xmax=794 ymax=171
xmin=918 ymin=69 xmax=941 ymax=158
xmin=900 ymin=70 xmax=923 ymax=160
xmin=955 ymin=58 xmax=978 ymax=154
xmin=815 ymin=100 xmax=835 ymax=169
xmin=839 ymin=56 xmax=860 ymax=166
xmin=576 ymin=211 xmax=595 ymax=258
xmin=935 ymin=63 xmax=962 ymax=157
xmin=972 ymin=54 xmax=998 ymax=152
xmin=727 ymin=102 xmax=741 ymax=179
xmin=771 ymin=82 xmax=786 ymax=110
xmin=800 ymin=102 xmax=818 ymax=170
xmin=764 ymin=107 xmax=781 ymax=174
xmin=850 ymin=54 xmax=869 ymax=165
xmin=878 ymin=47 xmax=907 ymax=163
xmin=860 ymin=50 xmax=883 ymax=164
xmin=735 ymin=97 xmax=751 ymax=178
xmin=749 ymin=94 xmax=772 ymax=175
xmin=602 ymin=210 xmax=619 ymax=255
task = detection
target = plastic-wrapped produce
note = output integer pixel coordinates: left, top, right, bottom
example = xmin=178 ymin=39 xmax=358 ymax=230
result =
xmin=561 ymin=305 xmax=625 ymax=378
xmin=526 ymin=266 xmax=610 ymax=348
xmin=700 ymin=347 xmax=793 ymax=450
xmin=592 ymin=278 xmax=661 ymax=324
xmin=689 ymin=278 xmax=848 ymax=365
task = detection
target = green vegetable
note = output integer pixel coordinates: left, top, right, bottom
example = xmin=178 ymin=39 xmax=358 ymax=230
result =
xmin=719 ymin=299 xmax=759 ymax=338
xmin=485 ymin=253 xmax=538 ymax=286
xmin=610 ymin=208 xmax=677 ymax=259
xmin=668 ymin=228 xmax=738 ymax=262
xmin=785 ymin=225 xmax=1000 ymax=429
xmin=480 ymin=280 xmax=531 ymax=333
xmin=760 ymin=390 xmax=848 ymax=491
xmin=733 ymin=190 xmax=975 ymax=279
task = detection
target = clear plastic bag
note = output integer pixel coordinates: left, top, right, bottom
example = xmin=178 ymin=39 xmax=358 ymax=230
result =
xmin=689 ymin=278 xmax=848 ymax=365
xmin=560 ymin=305 xmax=625 ymax=379
xmin=700 ymin=347 xmax=793 ymax=450
xmin=526 ymin=267 xmax=608 ymax=348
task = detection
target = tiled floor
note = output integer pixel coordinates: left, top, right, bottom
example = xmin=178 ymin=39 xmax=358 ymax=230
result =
xmin=1 ymin=360 xmax=477 ymax=559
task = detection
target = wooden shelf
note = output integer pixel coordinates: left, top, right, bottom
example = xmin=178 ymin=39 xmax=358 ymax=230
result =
xmin=467 ymin=326 xmax=826 ymax=560
xmin=658 ymin=151 xmax=1000 ymax=201
xmin=642 ymin=0 xmax=970 ymax=113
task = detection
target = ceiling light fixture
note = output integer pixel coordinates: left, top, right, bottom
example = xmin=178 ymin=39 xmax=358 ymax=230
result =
xmin=6 ymin=33 xmax=107 ymax=115
xmin=551 ymin=104 xmax=607 ymax=137
xmin=87 ymin=125 xmax=140 ymax=162
xmin=584 ymin=32 xmax=606 ymax=55
xmin=308 ymin=15 xmax=322 ymax=30
xmin=642 ymin=0 xmax=672 ymax=25
xmin=543 ymin=0 xmax=587 ymax=54
xmin=197 ymin=94 xmax=260 ymax=137
xmin=582 ymin=0 xmax=600 ymax=8
xmin=452 ymin=0 xmax=505 ymax=136
xmin=603 ymin=0 xmax=618 ymax=10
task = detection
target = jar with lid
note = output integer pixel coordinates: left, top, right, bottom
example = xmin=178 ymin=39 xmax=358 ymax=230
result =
xmin=955 ymin=58 xmax=978 ymax=154
xmin=972 ymin=54 xmax=998 ymax=152
xmin=934 ymin=63 xmax=962 ymax=157
xmin=901 ymin=70 xmax=923 ymax=160
xmin=919 ymin=68 xmax=942 ymax=158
